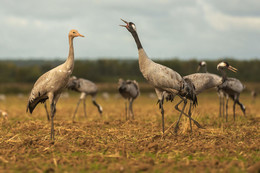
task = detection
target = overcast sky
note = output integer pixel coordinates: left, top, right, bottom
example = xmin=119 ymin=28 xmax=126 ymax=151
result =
xmin=1 ymin=0 xmax=260 ymax=60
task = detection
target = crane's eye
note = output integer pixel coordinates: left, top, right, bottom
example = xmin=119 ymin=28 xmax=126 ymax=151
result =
xmin=73 ymin=32 xmax=76 ymax=34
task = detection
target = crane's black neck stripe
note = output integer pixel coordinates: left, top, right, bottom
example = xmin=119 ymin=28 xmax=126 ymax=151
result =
xmin=131 ymin=31 xmax=143 ymax=50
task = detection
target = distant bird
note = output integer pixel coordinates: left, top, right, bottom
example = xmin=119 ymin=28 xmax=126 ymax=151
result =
xmin=67 ymin=76 xmax=103 ymax=121
xmin=217 ymin=62 xmax=246 ymax=121
xmin=251 ymin=89 xmax=257 ymax=103
xmin=0 ymin=110 xmax=8 ymax=120
xmin=121 ymin=19 xmax=201 ymax=133
xmin=26 ymin=29 xmax=84 ymax=140
xmin=196 ymin=61 xmax=208 ymax=73
xmin=118 ymin=78 xmax=140 ymax=120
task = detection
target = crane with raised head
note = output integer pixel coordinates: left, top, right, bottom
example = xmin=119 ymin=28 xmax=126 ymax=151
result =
xmin=120 ymin=19 xmax=201 ymax=133
xmin=118 ymin=78 xmax=140 ymax=120
xmin=67 ymin=76 xmax=103 ymax=121
xmin=26 ymin=29 xmax=84 ymax=140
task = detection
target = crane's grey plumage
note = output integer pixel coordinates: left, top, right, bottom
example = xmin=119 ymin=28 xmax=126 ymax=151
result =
xmin=217 ymin=62 xmax=246 ymax=121
xmin=67 ymin=76 xmax=103 ymax=121
xmin=118 ymin=78 xmax=140 ymax=120
xmin=184 ymin=73 xmax=222 ymax=95
xmin=181 ymin=61 xmax=237 ymax=126
xmin=121 ymin=19 xmax=202 ymax=133
xmin=26 ymin=29 xmax=84 ymax=140
xmin=196 ymin=61 xmax=226 ymax=117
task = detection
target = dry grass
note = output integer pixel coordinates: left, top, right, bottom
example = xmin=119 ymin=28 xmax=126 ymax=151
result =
xmin=0 ymin=92 xmax=259 ymax=173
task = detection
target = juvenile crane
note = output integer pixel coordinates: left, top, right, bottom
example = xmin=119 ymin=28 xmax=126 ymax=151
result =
xmin=118 ymin=78 xmax=140 ymax=120
xmin=217 ymin=62 xmax=246 ymax=121
xmin=120 ymin=19 xmax=201 ymax=133
xmin=67 ymin=76 xmax=103 ymax=121
xmin=26 ymin=30 xmax=84 ymax=140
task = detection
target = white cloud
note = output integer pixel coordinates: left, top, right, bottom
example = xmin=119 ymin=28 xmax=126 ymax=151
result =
xmin=0 ymin=0 xmax=259 ymax=59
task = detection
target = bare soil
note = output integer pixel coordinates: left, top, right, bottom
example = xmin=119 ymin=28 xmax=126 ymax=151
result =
xmin=0 ymin=93 xmax=259 ymax=172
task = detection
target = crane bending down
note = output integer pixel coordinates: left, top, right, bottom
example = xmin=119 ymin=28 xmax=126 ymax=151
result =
xmin=26 ymin=30 xmax=84 ymax=140
xmin=217 ymin=62 xmax=246 ymax=121
xmin=121 ymin=19 xmax=202 ymax=133
xmin=67 ymin=76 xmax=103 ymax=121
xmin=118 ymin=78 xmax=140 ymax=120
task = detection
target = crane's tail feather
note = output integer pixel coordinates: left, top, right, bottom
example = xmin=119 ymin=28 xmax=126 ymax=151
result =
xmin=26 ymin=98 xmax=48 ymax=114
xmin=193 ymin=95 xmax=198 ymax=107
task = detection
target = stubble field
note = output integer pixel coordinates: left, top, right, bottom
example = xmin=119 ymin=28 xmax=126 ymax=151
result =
xmin=0 ymin=91 xmax=259 ymax=173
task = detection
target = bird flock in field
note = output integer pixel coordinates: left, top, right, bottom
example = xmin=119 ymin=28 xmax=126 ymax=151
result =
xmin=0 ymin=19 xmax=253 ymax=141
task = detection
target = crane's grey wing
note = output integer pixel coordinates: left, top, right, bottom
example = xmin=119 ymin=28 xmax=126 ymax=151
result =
xmin=221 ymin=77 xmax=244 ymax=93
xmin=184 ymin=73 xmax=222 ymax=95
xmin=78 ymin=78 xmax=98 ymax=94
xmin=126 ymin=80 xmax=140 ymax=99
xmin=27 ymin=72 xmax=51 ymax=113
xmin=145 ymin=62 xmax=184 ymax=93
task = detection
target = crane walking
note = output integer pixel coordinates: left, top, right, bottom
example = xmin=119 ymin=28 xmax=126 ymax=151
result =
xmin=67 ymin=76 xmax=103 ymax=121
xmin=26 ymin=30 xmax=84 ymax=140
xmin=120 ymin=19 xmax=201 ymax=133
xmin=118 ymin=78 xmax=140 ymax=120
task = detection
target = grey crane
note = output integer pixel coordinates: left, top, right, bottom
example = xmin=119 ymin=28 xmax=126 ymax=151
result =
xmin=196 ymin=61 xmax=226 ymax=117
xmin=120 ymin=19 xmax=202 ymax=133
xmin=118 ymin=78 xmax=140 ymax=120
xmin=67 ymin=76 xmax=103 ymax=121
xmin=217 ymin=62 xmax=246 ymax=121
xmin=183 ymin=61 xmax=237 ymax=121
xmin=26 ymin=29 xmax=84 ymax=140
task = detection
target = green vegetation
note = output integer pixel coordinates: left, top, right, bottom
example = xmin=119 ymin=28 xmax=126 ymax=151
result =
xmin=1 ymin=58 xmax=260 ymax=94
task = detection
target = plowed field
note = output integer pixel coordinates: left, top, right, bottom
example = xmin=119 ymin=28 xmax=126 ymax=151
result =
xmin=0 ymin=92 xmax=259 ymax=172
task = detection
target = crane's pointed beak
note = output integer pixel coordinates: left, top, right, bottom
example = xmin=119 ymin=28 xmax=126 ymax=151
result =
xmin=228 ymin=66 xmax=238 ymax=73
xmin=120 ymin=18 xmax=129 ymax=27
xmin=78 ymin=33 xmax=84 ymax=37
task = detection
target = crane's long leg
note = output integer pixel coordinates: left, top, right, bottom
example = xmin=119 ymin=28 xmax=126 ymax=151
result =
xmin=129 ymin=98 xmax=134 ymax=120
xmin=125 ymin=100 xmax=128 ymax=121
xmin=44 ymin=102 xmax=50 ymax=121
xmin=226 ymin=96 xmax=229 ymax=122
xmin=48 ymin=93 xmax=55 ymax=140
xmin=222 ymin=96 xmax=225 ymax=119
xmin=72 ymin=98 xmax=81 ymax=121
xmin=158 ymin=98 xmax=165 ymax=133
xmin=219 ymin=94 xmax=222 ymax=118
xmin=174 ymin=98 xmax=187 ymax=133
xmin=188 ymin=101 xmax=193 ymax=132
xmin=175 ymin=95 xmax=203 ymax=129
xmin=83 ymin=98 xmax=87 ymax=118
xmin=233 ymin=100 xmax=236 ymax=121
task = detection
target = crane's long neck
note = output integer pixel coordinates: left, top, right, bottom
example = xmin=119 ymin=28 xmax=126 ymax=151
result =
xmin=131 ymin=32 xmax=142 ymax=50
xmin=204 ymin=66 xmax=208 ymax=73
xmin=65 ymin=36 xmax=75 ymax=71
xmin=131 ymin=31 xmax=151 ymax=75
xmin=220 ymin=70 xmax=227 ymax=83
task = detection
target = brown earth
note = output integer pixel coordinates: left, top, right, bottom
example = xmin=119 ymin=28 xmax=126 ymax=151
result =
xmin=0 ymin=93 xmax=259 ymax=172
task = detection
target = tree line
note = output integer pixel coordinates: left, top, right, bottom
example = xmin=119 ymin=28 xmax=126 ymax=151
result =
xmin=0 ymin=58 xmax=260 ymax=84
